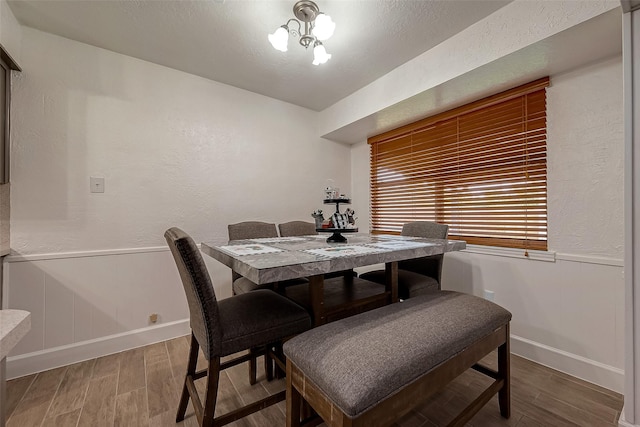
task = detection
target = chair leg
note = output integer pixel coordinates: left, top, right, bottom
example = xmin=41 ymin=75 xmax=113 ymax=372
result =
xmin=249 ymin=347 xmax=258 ymax=385
xmin=201 ymin=357 xmax=221 ymax=427
xmin=176 ymin=332 xmax=199 ymax=422
xmin=274 ymin=343 xmax=285 ymax=379
xmin=265 ymin=347 xmax=274 ymax=382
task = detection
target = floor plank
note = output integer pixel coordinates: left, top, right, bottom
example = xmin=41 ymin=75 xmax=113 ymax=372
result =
xmin=145 ymin=359 xmax=179 ymax=419
xmin=225 ymin=361 xmax=276 ymax=415
xmin=5 ymin=336 xmax=624 ymax=427
xmin=46 ymin=359 xmax=95 ymax=418
xmin=114 ymin=388 xmax=150 ymax=427
xmin=92 ymin=352 xmax=121 ymax=380
xmin=144 ymin=342 xmax=169 ymax=367
xmin=7 ymin=366 xmax=67 ymax=427
xmin=77 ymin=373 xmax=118 ymax=427
xmin=42 ymin=408 xmax=82 ymax=427
xmin=117 ymin=346 xmax=146 ymax=396
xmin=4 ymin=373 xmax=36 ymax=420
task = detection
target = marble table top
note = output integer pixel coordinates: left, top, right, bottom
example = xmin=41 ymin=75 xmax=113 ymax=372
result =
xmin=0 ymin=310 xmax=30 ymax=360
xmin=201 ymin=234 xmax=466 ymax=285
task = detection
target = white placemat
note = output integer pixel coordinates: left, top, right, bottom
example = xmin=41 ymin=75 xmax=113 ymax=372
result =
xmin=304 ymin=245 xmax=382 ymax=258
xmin=367 ymin=241 xmax=435 ymax=250
xmin=250 ymin=237 xmax=307 ymax=243
xmin=220 ymin=244 xmax=283 ymax=256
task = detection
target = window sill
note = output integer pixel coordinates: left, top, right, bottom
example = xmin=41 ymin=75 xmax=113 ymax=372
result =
xmin=461 ymin=244 xmax=556 ymax=262
xmin=460 ymin=245 xmax=624 ymax=267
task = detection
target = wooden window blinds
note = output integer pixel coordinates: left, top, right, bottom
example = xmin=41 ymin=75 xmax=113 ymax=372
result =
xmin=368 ymin=77 xmax=550 ymax=251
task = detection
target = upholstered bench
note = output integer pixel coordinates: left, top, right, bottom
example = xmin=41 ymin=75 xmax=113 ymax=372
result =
xmin=283 ymin=291 xmax=512 ymax=427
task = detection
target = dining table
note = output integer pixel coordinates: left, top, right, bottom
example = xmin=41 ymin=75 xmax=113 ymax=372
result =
xmin=201 ymin=233 xmax=466 ymax=326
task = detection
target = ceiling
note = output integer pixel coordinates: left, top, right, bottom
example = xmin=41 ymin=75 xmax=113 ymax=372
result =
xmin=6 ymin=0 xmax=513 ymax=111
xmin=324 ymin=6 xmax=623 ymax=143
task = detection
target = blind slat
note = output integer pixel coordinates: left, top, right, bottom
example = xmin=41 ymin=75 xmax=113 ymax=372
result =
xmin=369 ymin=80 xmax=548 ymax=250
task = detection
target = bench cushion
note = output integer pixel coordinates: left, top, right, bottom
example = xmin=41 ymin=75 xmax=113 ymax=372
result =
xmin=283 ymin=291 xmax=512 ymax=418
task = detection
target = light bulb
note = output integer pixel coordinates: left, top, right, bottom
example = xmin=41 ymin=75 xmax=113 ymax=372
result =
xmin=312 ymin=13 xmax=335 ymax=41
xmin=312 ymin=43 xmax=331 ymax=65
xmin=268 ymin=26 xmax=289 ymax=52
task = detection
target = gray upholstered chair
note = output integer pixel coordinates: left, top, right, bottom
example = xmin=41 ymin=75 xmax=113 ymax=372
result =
xmin=228 ymin=221 xmax=279 ymax=295
xmin=359 ymin=221 xmax=449 ymax=299
xmin=165 ymin=227 xmax=311 ymax=427
xmin=228 ymin=221 xmax=308 ymax=382
xmin=278 ymin=220 xmax=317 ymax=236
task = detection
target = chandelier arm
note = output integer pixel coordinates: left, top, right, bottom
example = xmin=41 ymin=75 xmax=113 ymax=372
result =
xmin=285 ymin=18 xmax=302 ymax=37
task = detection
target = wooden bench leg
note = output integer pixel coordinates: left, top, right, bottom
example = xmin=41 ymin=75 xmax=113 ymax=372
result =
xmin=286 ymin=360 xmax=302 ymax=427
xmin=498 ymin=325 xmax=511 ymax=419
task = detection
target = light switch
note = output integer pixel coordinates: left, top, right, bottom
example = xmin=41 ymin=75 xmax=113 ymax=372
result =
xmin=90 ymin=176 xmax=105 ymax=193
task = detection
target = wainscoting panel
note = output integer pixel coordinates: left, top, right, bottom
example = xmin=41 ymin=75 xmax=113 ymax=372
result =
xmin=4 ymin=245 xmax=625 ymax=393
xmin=443 ymin=250 xmax=625 ymax=392
xmin=3 ymin=246 xmax=233 ymax=378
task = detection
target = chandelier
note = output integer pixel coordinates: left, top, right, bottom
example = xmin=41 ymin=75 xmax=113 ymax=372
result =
xmin=268 ymin=0 xmax=336 ymax=65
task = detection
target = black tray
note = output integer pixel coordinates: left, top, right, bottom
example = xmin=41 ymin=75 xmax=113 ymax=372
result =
xmin=316 ymin=228 xmax=358 ymax=243
xmin=323 ymin=198 xmax=351 ymax=204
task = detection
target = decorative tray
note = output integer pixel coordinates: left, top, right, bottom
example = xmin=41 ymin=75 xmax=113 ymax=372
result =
xmin=316 ymin=227 xmax=358 ymax=243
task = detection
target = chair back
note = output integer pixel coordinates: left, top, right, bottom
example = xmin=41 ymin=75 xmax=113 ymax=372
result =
xmin=228 ymin=221 xmax=278 ymax=281
xmin=402 ymin=221 xmax=449 ymax=239
xmin=400 ymin=221 xmax=449 ymax=286
xmin=278 ymin=221 xmax=317 ymax=237
xmin=165 ymin=227 xmax=222 ymax=359
xmin=228 ymin=221 xmax=278 ymax=240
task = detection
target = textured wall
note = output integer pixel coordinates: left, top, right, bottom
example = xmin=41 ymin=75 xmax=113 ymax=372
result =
xmin=0 ymin=184 xmax=8 ymax=255
xmin=0 ymin=0 xmax=21 ymax=257
xmin=10 ymin=27 xmax=351 ymax=255
xmin=547 ymin=57 xmax=624 ymax=257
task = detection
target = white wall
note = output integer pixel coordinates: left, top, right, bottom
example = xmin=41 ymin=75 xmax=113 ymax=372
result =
xmin=622 ymin=7 xmax=640 ymax=426
xmin=0 ymin=1 xmax=22 ymax=257
xmin=352 ymin=57 xmax=625 ymax=392
xmin=548 ymin=58 xmax=624 ymax=258
xmin=10 ymin=28 xmax=350 ymax=255
xmin=5 ymin=27 xmax=351 ymax=377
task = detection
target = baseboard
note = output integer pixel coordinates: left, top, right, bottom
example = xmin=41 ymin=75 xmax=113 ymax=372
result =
xmin=511 ymin=334 xmax=624 ymax=393
xmin=6 ymin=319 xmax=190 ymax=380
xmin=618 ymin=408 xmax=636 ymax=427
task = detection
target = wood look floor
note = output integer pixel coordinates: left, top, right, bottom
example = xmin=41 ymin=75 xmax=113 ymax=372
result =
xmin=6 ymin=335 xmax=623 ymax=427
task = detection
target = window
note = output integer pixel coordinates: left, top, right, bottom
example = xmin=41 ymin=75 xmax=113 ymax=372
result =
xmin=369 ymin=78 xmax=549 ymax=251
